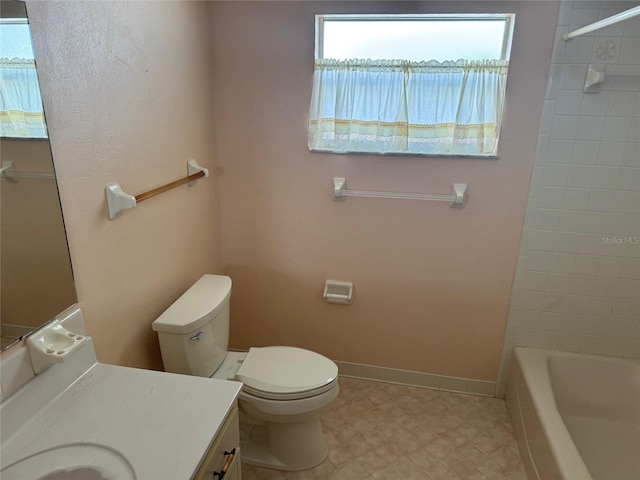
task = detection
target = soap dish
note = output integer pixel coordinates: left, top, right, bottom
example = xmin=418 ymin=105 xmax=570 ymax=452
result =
xmin=26 ymin=320 xmax=89 ymax=374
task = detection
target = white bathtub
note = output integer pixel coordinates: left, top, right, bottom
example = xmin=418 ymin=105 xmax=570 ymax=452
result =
xmin=506 ymin=347 xmax=640 ymax=480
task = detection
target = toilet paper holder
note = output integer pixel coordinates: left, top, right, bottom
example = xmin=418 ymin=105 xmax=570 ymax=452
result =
xmin=323 ymin=280 xmax=353 ymax=305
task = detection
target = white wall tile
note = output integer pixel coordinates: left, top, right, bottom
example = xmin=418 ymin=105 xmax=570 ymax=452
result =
xmin=597 ymin=141 xmax=627 ymax=165
xmin=602 ymin=117 xmax=632 ymax=141
xmin=560 ymin=64 xmax=588 ymax=90
xmin=624 ymin=339 xmax=639 ymax=358
xmin=621 ymin=258 xmax=640 ymax=279
xmin=612 ymin=191 xmax=640 ymax=213
xmin=573 ymin=254 xmax=600 ymax=275
xmin=555 ymin=232 xmax=583 ymax=253
xmin=628 ymin=118 xmax=639 ymax=140
xmin=551 ymin=252 xmax=578 ymax=273
xmin=579 ymin=335 xmax=604 ymax=354
xmin=592 ymin=166 xmax=621 ymax=188
xmin=586 ymin=188 xmax=616 ymax=211
xmin=542 ymin=164 xmax=570 ymax=186
xmin=618 ymin=36 xmax=640 ymax=64
xmin=588 ymin=296 xmax=614 ymax=316
xmin=578 ymin=233 xmax=606 ymax=255
xmin=536 ymin=331 xmax=560 ymax=348
xmin=539 ymin=187 xmax=567 ymax=208
xmin=515 ymin=328 xmax=538 ymax=347
xmin=539 ymin=311 xmax=564 ymax=331
xmin=552 ymin=26 xmax=570 ymax=64
xmin=567 ymin=165 xmax=595 ymax=187
xmin=607 ymin=91 xmax=639 ymax=117
xmin=623 ymin=143 xmax=640 ymax=167
xmin=607 ymin=212 xmax=639 ymax=235
xmin=563 ymin=188 xmax=591 ymax=210
xmin=582 ymin=315 xmax=609 ymax=335
xmin=524 ymin=271 xmax=550 ymax=292
xmin=630 ymin=320 xmax=640 ymax=339
xmin=559 ymin=210 xmax=585 ymax=231
xmin=535 ymin=134 xmax=552 ymax=166
xmin=569 ymin=8 xmax=600 ymax=33
xmin=541 ymin=100 xmax=557 ymax=134
xmin=514 ymin=309 xmax=542 ymax=329
xmin=528 ymin=251 xmax=553 ymax=271
xmin=566 ymin=36 xmax=597 ymax=63
xmin=597 ymin=9 xmax=627 ymax=37
xmin=607 ymin=317 xmax=633 ymax=336
xmin=576 ymin=116 xmax=605 ymax=140
xmin=556 ymin=90 xmax=585 ymax=115
xmin=617 ymin=167 xmax=640 ymax=190
xmin=582 ymin=211 xmax=611 ymax=233
xmin=571 ymin=140 xmax=601 ymax=164
xmin=552 ymin=115 xmax=580 ymax=139
xmin=592 ymin=276 xmax=620 ymax=297
xmin=602 ymin=337 xmax=627 ymax=356
xmin=581 ymin=90 xmax=611 ymax=115
xmin=548 ymin=139 xmax=575 ymax=163
xmin=622 ymin=12 xmax=640 ymax=37
xmin=499 ymin=0 xmax=640 ymax=392
xmin=557 ymin=332 xmax=581 ymax=351
xmin=612 ymin=298 xmax=637 ymax=318
xmin=569 ymin=294 xmax=600 ymax=317
xmin=598 ymin=256 xmax=625 ymax=276
xmin=546 ymin=64 xmax=563 ymax=100
xmin=557 ymin=1 xmax=573 ymax=26
xmin=617 ymin=278 xmax=640 ymax=298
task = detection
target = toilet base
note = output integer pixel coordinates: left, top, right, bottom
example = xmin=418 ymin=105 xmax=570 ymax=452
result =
xmin=239 ymin=412 xmax=329 ymax=471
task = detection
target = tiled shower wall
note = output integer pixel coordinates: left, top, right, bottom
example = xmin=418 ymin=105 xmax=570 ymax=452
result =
xmin=497 ymin=0 xmax=640 ymax=397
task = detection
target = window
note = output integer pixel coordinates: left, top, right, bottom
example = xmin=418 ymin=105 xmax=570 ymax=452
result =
xmin=308 ymin=14 xmax=515 ymax=157
xmin=0 ymin=19 xmax=48 ymax=138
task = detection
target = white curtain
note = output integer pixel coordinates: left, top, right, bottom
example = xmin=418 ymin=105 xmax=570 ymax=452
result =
xmin=0 ymin=58 xmax=47 ymax=138
xmin=308 ymin=59 xmax=508 ymax=156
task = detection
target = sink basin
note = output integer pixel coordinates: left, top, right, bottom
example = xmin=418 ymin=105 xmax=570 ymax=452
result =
xmin=0 ymin=443 xmax=136 ymax=480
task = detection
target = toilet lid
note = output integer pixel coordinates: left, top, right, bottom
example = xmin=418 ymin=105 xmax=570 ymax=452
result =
xmin=235 ymin=346 xmax=338 ymax=396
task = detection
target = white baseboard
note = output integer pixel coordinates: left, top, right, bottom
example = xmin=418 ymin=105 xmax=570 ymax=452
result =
xmin=335 ymin=360 xmax=497 ymax=397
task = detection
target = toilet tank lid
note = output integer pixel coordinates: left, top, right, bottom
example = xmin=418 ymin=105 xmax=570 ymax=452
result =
xmin=152 ymin=275 xmax=231 ymax=334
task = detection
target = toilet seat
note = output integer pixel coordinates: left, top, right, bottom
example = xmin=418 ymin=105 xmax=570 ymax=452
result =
xmin=235 ymin=346 xmax=338 ymax=400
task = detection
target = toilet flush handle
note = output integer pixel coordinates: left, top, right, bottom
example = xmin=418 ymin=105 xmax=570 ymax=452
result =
xmin=190 ymin=331 xmax=204 ymax=341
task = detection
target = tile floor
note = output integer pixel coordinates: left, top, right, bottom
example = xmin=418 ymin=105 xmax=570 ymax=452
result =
xmin=242 ymin=377 xmax=526 ymax=480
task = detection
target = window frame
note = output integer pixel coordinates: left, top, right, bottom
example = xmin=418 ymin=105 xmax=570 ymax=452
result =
xmin=315 ymin=14 xmax=515 ymax=63
xmin=310 ymin=13 xmax=516 ymax=158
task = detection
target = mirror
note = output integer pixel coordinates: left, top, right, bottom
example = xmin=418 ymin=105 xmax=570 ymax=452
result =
xmin=0 ymin=0 xmax=76 ymax=350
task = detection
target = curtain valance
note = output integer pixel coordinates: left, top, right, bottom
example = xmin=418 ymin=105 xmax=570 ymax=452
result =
xmin=308 ymin=58 xmax=508 ymax=156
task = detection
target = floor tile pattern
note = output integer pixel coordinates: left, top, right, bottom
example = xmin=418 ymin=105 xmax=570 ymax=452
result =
xmin=242 ymin=377 xmax=526 ymax=480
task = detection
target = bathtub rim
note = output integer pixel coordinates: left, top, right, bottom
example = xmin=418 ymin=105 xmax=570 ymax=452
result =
xmin=512 ymin=347 xmax=593 ymax=480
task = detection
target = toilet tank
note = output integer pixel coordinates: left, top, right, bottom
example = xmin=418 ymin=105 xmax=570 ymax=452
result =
xmin=152 ymin=275 xmax=231 ymax=377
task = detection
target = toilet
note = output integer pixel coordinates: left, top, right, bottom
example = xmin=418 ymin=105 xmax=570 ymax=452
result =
xmin=151 ymin=274 xmax=339 ymax=471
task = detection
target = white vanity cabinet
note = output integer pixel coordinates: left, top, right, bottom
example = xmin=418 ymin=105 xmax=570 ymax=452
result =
xmin=193 ymin=405 xmax=242 ymax=480
xmin=0 ymin=338 xmax=244 ymax=480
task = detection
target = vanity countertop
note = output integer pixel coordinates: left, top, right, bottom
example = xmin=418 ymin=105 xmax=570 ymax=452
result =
xmin=0 ymin=341 xmax=242 ymax=479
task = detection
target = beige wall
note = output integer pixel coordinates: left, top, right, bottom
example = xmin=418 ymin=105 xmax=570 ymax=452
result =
xmin=25 ymin=1 xmax=222 ymax=369
xmin=212 ymin=1 xmax=559 ymax=381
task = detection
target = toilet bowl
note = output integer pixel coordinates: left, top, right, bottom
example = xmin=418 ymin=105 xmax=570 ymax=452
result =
xmin=152 ymin=275 xmax=339 ymax=471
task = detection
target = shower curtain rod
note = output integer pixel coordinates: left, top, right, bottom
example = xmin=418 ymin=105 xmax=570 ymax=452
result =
xmin=563 ymin=5 xmax=640 ymax=40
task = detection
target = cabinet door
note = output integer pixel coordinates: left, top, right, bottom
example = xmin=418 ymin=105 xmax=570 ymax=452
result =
xmin=193 ymin=405 xmax=241 ymax=480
